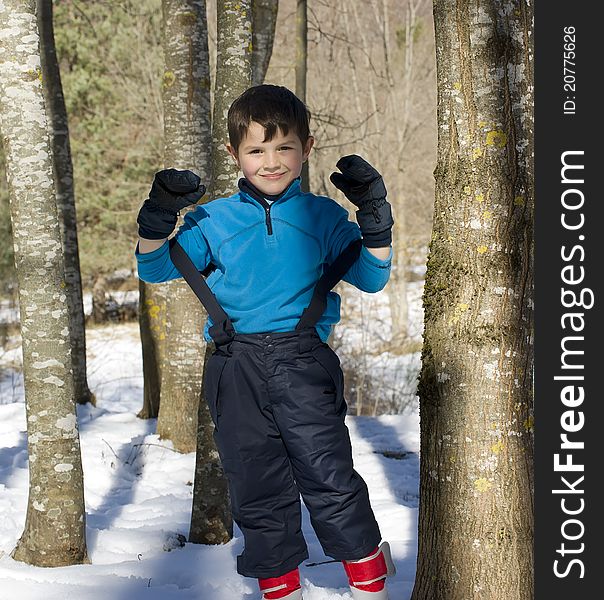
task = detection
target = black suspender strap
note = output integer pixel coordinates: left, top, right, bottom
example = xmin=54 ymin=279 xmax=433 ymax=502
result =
xmin=168 ymin=236 xmax=362 ymax=341
xmin=295 ymin=238 xmax=362 ymax=331
xmin=168 ymin=239 xmax=235 ymax=345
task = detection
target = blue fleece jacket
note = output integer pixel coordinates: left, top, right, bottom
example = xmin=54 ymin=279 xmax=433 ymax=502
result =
xmin=135 ymin=178 xmax=392 ymax=343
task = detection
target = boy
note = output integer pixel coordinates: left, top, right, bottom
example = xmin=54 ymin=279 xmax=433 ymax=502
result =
xmin=135 ymin=85 xmax=395 ymax=600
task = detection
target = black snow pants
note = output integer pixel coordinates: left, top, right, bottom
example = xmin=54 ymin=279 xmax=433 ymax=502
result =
xmin=203 ymin=326 xmax=382 ymax=579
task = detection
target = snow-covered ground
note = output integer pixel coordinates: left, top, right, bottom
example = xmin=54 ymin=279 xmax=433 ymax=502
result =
xmin=0 ymin=280 xmax=423 ymax=599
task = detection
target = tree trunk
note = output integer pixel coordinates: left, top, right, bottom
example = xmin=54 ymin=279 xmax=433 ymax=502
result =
xmin=189 ymin=0 xmax=252 ymax=544
xmin=384 ymin=0 xmax=423 ymax=352
xmin=386 ymin=204 xmax=409 ymax=350
xmin=251 ymin=0 xmax=278 ymax=86
xmin=189 ymin=343 xmax=232 ymax=543
xmin=209 ymin=0 xmax=252 ymax=200
xmin=411 ymin=2 xmax=534 ymax=599
xmin=0 ymin=0 xmax=88 ymax=566
xmin=295 ymin=0 xmax=309 ymax=192
xmin=139 ymin=281 xmax=166 ymax=419
xmin=137 ymin=278 xmax=162 ymax=419
xmin=37 ymin=0 xmax=94 ymax=406
xmin=91 ymin=274 xmax=108 ymax=324
xmin=154 ymin=0 xmax=212 ymax=455
xmin=341 ymin=0 xmax=414 ymax=354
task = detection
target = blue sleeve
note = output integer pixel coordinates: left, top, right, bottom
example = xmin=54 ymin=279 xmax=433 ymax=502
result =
xmin=325 ymin=208 xmax=392 ymax=293
xmin=135 ymin=208 xmax=212 ymax=283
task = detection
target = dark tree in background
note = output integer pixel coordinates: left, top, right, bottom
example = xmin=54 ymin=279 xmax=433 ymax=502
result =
xmin=251 ymin=0 xmax=278 ymax=86
xmin=295 ymin=0 xmax=308 ymax=191
xmin=411 ymin=2 xmax=534 ymax=599
xmin=38 ymin=0 xmax=94 ymax=407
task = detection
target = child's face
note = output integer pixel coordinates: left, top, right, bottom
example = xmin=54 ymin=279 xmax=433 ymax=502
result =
xmin=227 ymin=121 xmax=314 ymax=196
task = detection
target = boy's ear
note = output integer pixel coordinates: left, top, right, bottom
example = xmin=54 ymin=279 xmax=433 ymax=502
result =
xmin=302 ymin=136 xmax=315 ymax=162
xmin=226 ymin=143 xmax=239 ymax=166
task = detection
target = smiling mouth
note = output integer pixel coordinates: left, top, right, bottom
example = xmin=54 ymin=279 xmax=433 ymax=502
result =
xmin=261 ymin=173 xmax=286 ymax=179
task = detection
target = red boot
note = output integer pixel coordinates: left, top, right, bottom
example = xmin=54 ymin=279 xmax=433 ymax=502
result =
xmin=342 ymin=541 xmax=396 ymax=599
xmin=258 ymin=567 xmax=303 ymax=600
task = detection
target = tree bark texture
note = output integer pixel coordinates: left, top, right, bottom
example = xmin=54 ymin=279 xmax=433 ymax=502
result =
xmin=139 ymin=282 xmax=166 ymax=420
xmin=154 ymin=0 xmax=212 ymax=454
xmin=251 ymin=0 xmax=278 ymax=86
xmin=210 ymin=0 xmax=252 ymax=200
xmin=37 ymin=0 xmax=94 ymax=406
xmin=189 ymin=343 xmax=233 ymax=543
xmin=0 ymin=0 xmax=88 ymax=566
xmin=189 ymin=0 xmax=252 ymax=545
xmin=295 ymin=0 xmax=309 ymax=192
xmin=411 ymin=2 xmax=534 ymax=599
xmin=137 ymin=278 xmax=162 ymax=419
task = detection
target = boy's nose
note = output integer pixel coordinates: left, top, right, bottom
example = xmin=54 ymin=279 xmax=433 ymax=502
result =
xmin=263 ymin=153 xmax=280 ymax=169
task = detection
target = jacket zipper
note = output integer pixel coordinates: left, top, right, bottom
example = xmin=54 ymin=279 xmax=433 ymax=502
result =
xmin=263 ymin=204 xmax=273 ymax=235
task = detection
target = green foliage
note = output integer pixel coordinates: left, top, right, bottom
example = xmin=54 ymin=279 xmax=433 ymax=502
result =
xmin=0 ymin=0 xmax=165 ymax=292
xmin=53 ymin=0 xmax=165 ymax=283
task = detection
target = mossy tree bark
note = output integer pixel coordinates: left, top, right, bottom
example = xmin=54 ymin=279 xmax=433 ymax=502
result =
xmin=411 ymin=2 xmax=534 ymax=599
xmin=37 ymin=0 xmax=94 ymax=406
xmin=138 ymin=280 xmax=166 ymax=420
xmin=0 ymin=0 xmax=88 ymax=566
xmin=137 ymin=278 xmax=162 ymax=419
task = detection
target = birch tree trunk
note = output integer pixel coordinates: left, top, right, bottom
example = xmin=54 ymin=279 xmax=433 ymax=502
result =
xmin=0 ymin=0 xmax=88 ymax=566
xmin=251 ymin=0 xmax=277 ymax=86
xmin=295 ymin=0 xmax=309 ymax=192
xmin=411 ymin=2 xmax=534 ymax=599
xmin=189 ymin=0 xmax=252 ymax=544
xmin=37 ymin=0 xmax=94 ymax=406
xmin=154 ymin=0 xmax=211 ymax=455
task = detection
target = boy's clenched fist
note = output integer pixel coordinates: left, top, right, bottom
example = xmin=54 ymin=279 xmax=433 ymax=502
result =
xmin=137 ymin=169 xmax=206 ymax=240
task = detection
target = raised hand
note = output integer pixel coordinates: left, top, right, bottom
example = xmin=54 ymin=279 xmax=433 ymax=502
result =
xmin=330 ymin=155 xmax=393 ymax=248
xmin=137 ymin=169 xmax=205 ymax=240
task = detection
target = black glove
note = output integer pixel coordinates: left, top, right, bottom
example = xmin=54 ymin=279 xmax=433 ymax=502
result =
xmin=137 ymin=169 xmax=206 ymax=240
xmin=330 ymin=155 xmax=394 ymax=248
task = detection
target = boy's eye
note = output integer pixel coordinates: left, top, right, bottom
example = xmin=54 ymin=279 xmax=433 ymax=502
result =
xmin=249 ymin=149 xmax=262 ymax=154
xmin=279 ymin=146 xmax=292 ymax=151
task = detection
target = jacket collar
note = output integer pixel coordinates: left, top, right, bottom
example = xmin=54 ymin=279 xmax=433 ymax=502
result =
xmin=238 ymin=177 xmax=301 ymax=207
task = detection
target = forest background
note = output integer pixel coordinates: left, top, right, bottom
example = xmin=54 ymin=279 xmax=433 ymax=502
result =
xmin=0 ymin=1 xmax=536 ymax=598
xmin=0 ymin=0 xmax=437 ymax=415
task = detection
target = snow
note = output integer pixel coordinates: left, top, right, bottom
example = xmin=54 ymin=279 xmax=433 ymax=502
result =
xmin=0 ymin=283 xmax=422 ymax=599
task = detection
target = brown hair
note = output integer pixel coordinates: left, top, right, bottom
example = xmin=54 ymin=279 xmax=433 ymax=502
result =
xmin=227 ymin=85 xmax=311 ymax=151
